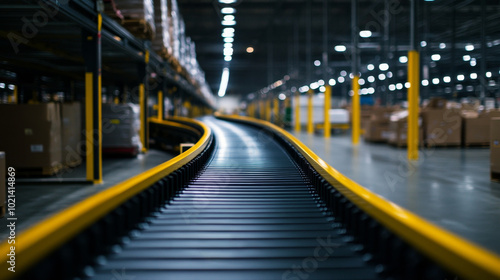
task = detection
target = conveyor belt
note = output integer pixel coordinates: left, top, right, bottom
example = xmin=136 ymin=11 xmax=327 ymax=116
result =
xmin=88 ymin=118 xmax=382 ymax=279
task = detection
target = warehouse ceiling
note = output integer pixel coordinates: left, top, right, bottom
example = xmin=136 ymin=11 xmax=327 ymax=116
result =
xmin=178 ymin=0 xmax=500 ymax=101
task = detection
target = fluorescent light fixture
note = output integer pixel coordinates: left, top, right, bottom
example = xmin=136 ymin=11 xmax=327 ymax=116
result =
xmin=470 ymin=58 xmax=477 ymax=67
xmin=246 ymin=46 xmax=254 ymax=53
xmin=405 ymin=82 xmax=411 ymax=88
xmin=338 ymin=76 xmax=345 ymax=83
xmin=349 ymin=73 xmax=354 ymax=79
xmin=439 ymin=43 xmax=446 ymax=49
xmin=358 ymin=78 xmax=365 ymax=85
xmin=422 ymin=80 xmax=429 ymax=86
xmin=299 ymin=86 xmax=309 ymax=93
xmin=340 ymin=70 xmax=347 ymax=76
xmin=420 ymin=41 xmax=427 ymax=47
xmin=224 ymin=43 xmax=233 ymax=48
xmin=432 ymin=78 xmax=440 ymax=84
xmin=319 ymin=86 xmax=326 ymax=92
xmin=224 ymin=37 xmax=234 ymax=43
xmin=465 ymin=44 xmax=474 ymax=51
xmin=310 ymin=82 xmax=319 ymax=90
xmin=486 ymin=71 xmax=492 ymax=78
xmin=378 ymin=73 xmax=386 ymax=80
xmin=367 ymin=64 xmax=375 ymax=71
xmin=224 ymin=55 xmax=232 ymax=61
xmin=0 ymin=83 xmax=5 ymax=89
xmin=359 ymin=30 xmax=372 ymax=38
xmin=470 ymin=73 xmax=478 ymax=79
xmin=457 ymin=74 xmax=465 ymax=81
xmin=443 ymin=76 xmax=451 ymax=83
xmin=329 ymin=78 xmax=336 ymax=86
xmin=222 ymin=32 xmax=234 ymax=38
xmin=399 ymin=56 xmax=408 ymax=63
xmin=396 ymin=83 xmax=403 ymax=90
xmin=223 ymin=47 xmax=233 ymax=56
xmin=314 ymin=60 xmax=321 ymax=67
xmin=219 ymin=0 xmax=236 ymax=3
xmin=279 ymin=93 xmax=286 ymax=100
xmin=379 ymin=63 xmax=389 ymax=71
xmin=334 ymin=45 xmax=346 ymax=52
xmin=367 ymin=76 xmax=375 ymax=83
xmin=463 ymin=55 xmax=471 ymax=61
xmin=223 ymin=27 xmax=235 ymax=33
xmin=388 ymin=84 xmax=396 ymax=91
xmin=318 ymin=79 xmax=325 ymax=86
xmin=387 ymin=71 xmax=393 ymax=78
xmin=368 ymin=87 xmax=375 ymax=94
xmin=431 ymin=54 xmax=441 ymax=61
xmin=222 ymin=20 xmax=236 ymax=26
xmin=221 ymin=7 xmax=235 ymax=14
xmin=218 ymin=67 xmax=230 ymax=97
xmin=224 ymin=15 xmax=235 ymax=21
xmin=456 ymin=84 xmax=463 ymax=90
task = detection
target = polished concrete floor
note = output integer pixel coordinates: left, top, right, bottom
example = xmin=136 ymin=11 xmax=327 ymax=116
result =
xmin=292 ymin=130 xmax=500 ymax=256
xmin=0 ymin=150 xmax=174 ymax=240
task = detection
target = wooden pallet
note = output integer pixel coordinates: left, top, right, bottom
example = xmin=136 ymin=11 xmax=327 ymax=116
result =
xmin=17 ymin=165 xmax=65 ymax=177
xmin=426 ymin=142 xmax=462 ymax=148
xmin=491 ymin=171 xmax=500 ymax=182
xmin=464 ymin=142 xmax=489 ymax=148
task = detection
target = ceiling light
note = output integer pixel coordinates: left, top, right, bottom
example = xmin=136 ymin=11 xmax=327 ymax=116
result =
xmin=279 ymin=93 xmax=286 ymax=100
xmin=8 ymin=84 xmax=14 ymax=90
xmin=314 ymin=60 xmax=321 ymax=67
xmin=470 ymin=73 xmax=477 ymax=79
xmin=439 ymin=43 xmax=446 ymax=49
xmin=486 ymin=71 xmax=492 ymax=78
xmin=388 ymin=84 xmax=396 ymax=91
xmin=463 ymin=55 xmax=470 ymax=61
xmin=405 ymin=82 xmax=411 ymax=88
xmin=223 ymin=48 xmax=233 ymax=56
xmin=338 ymin=76 xmax=345 ymax=83
xmin=329 ymin=79 xmax=336 ymax=86
xmin=367 ymin=76 xmax=375 ymax=83
xmin=340 ymin=70 xmax=347 ymax=76
xmin=420 ymin=41 xmax=427 ymax=47
xmin=224 ymin=43 xmax=233 ymax=48
xmin=318 ymin=79 xmax=325 ymax=86
xmin=319 ymin=86 xmax=326 ymax=92
xmin=432 ymin=78 xmax=440 ymax=84
xmin=0 ymin=83 xmax=4 ymax=89
xmin=358 ymin=78 xmax=365 ymax=85
xmin=222 ymin=20 xmax=236 ymax=26
xmin=396 ymin=83 xmax=403 ymax=90
xmin=379 ymin=63 xmax=389 ymax=71
xmin=470 ymin=58 xmax=477 ymax=67
xmin=359 ymin=30 xmax=372 ymax=38
xmin=465 ymin=44 xmax=474 ymax=51
xmin=456 ymin=84 xmax=463 ymax=90
xmin=310 ymin=82 xmax=319 ymax=90
xmin=378 ymin=73 xmax=386 ymax=80
xmin=219 ymin=0 xmax=236 ymax=3
xmin=224 ymin=37 xmax=234 ymax=43
xmin=422 ymin=80 xmax=429 ymax=86
xmin=367 ymin=87 xmax=375 ymax=94
xmin=218 ymin=67 xmax=230 ymax=97
xmin=367 ymin=64 xmax=375 ymax=71
xmin=387 ymin=71 xmax=393 ymax=78
xmin=224 ymin=55 xmax=232 ymax=62
xmin=299 ymin=86 xmax=309 ymax=93
xmin=443 ymin=76 xmax=451 ymax=83
xmin=457 ymin=74 xmax=465 ymax=81
xmin=224 ymin=15 xmax=235 ymax=21
xmin=399 ymin=56 xmax=408 ymax=63
xmin=221 ymin=7 xmax=235 ymax=14
xmin=334 ymin=45 xmax=346 ymax=52
xmin=246 ymin=46 xmax=254 ymax=53
xmin=431 ymin=54 xmax=441 ymax=61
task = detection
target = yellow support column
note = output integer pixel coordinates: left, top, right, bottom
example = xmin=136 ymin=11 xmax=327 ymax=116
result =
xmin=324 ymin=85 xmax=331 ymax=138
xmin=307 ymin=89 xmax=313 ymax=134
xmin=352 ymin=76 xmax=360 ymax=144
xmin=260 ymin=100 xmax=265 ymax=119
xmin=407 ymin=50 xmax=420 ymax=160
xmin=157 ymin=90 xmax=163 ymax=120
xmin=139 ymin=83 xmax=147 ymax=153
xmin=273 ymin=98 xmax=279 ymax=124
xmin=266 ymin=99 xmax=271 ymax=122
xmin=294 ymin=93 xmax=301 ymax=132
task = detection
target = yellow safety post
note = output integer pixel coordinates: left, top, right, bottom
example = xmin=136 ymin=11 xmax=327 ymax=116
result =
xmin=324 ymin=85 xmax=331 ymax=138
xmin=273 ymin=98 xmax=279 ymax=124
xmin=352 ymin=76 xmax=360 ymax=144
xmin=266 ymin=98 xmax=271 ymax=122
xmin=139 ymin=83 xmax=147 ymax=153
xmin=249 ymin=102 xmax=255 ymax=118
xmin=11 ymin=85 xmax=18 ymax=104
xmin=307 ymin=89 xmax=313 ymax=134
xmin=157 ymin=90 xmax=163 ymax=120
xmin=259 ymin=100 xmax=265 ymax=119
xmin=294 ymin=93 xmax=301 ymax=132
xmin=407 ymin=50 xmax=420 ymax=160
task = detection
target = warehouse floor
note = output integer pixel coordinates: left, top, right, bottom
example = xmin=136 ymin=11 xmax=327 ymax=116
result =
xmin=292 ymin=130 xmax=500 ymax=256
xmin=0 ymin=149 xmax=175 ymax=240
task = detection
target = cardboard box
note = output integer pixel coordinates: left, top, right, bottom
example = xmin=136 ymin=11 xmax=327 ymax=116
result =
xmin=463 ymin=110 xmax=500 ymax=146
xmin=387 ymin=111 xmax=423 ymax=147
xmin=61 ymin=103 xmax=82 ymax=167
xmin=0 ymin=152 xmax=5 ymax=217
xmin=0 ymin=104 xmax=62 ymax=171
xmin=422 ymin=109 xmax=462 ymax=146
xmin=491 ymin=118 xmax=500 ymax=179
xmin=364 ymin=119 xmax=391 ymax=142
xmin=425 ymin=97 xmax=448 ymax=109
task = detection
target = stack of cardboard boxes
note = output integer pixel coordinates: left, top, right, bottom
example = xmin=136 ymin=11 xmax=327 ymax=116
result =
xmin=0 ymin=103 xmax=82 ymax=175
xmin=363 ymin=107 xmax=397 ymax=142
xmin=463 ymin=110 xmax=500 ymax=146
xmin=387 ymin=110 xmax=424 ymax=147
xmin=491 ymin=118 xmax=500 ymax=181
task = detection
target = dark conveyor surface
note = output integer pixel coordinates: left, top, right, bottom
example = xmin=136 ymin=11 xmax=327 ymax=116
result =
xmin=90 ymin=117 xmax=382 ymax=280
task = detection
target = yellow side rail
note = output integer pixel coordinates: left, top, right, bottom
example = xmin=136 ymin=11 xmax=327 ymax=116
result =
xmin=215 ymin=113 xmax=500 ymax=280
xmin=0 ymin=118 xmax=212 ymax=279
